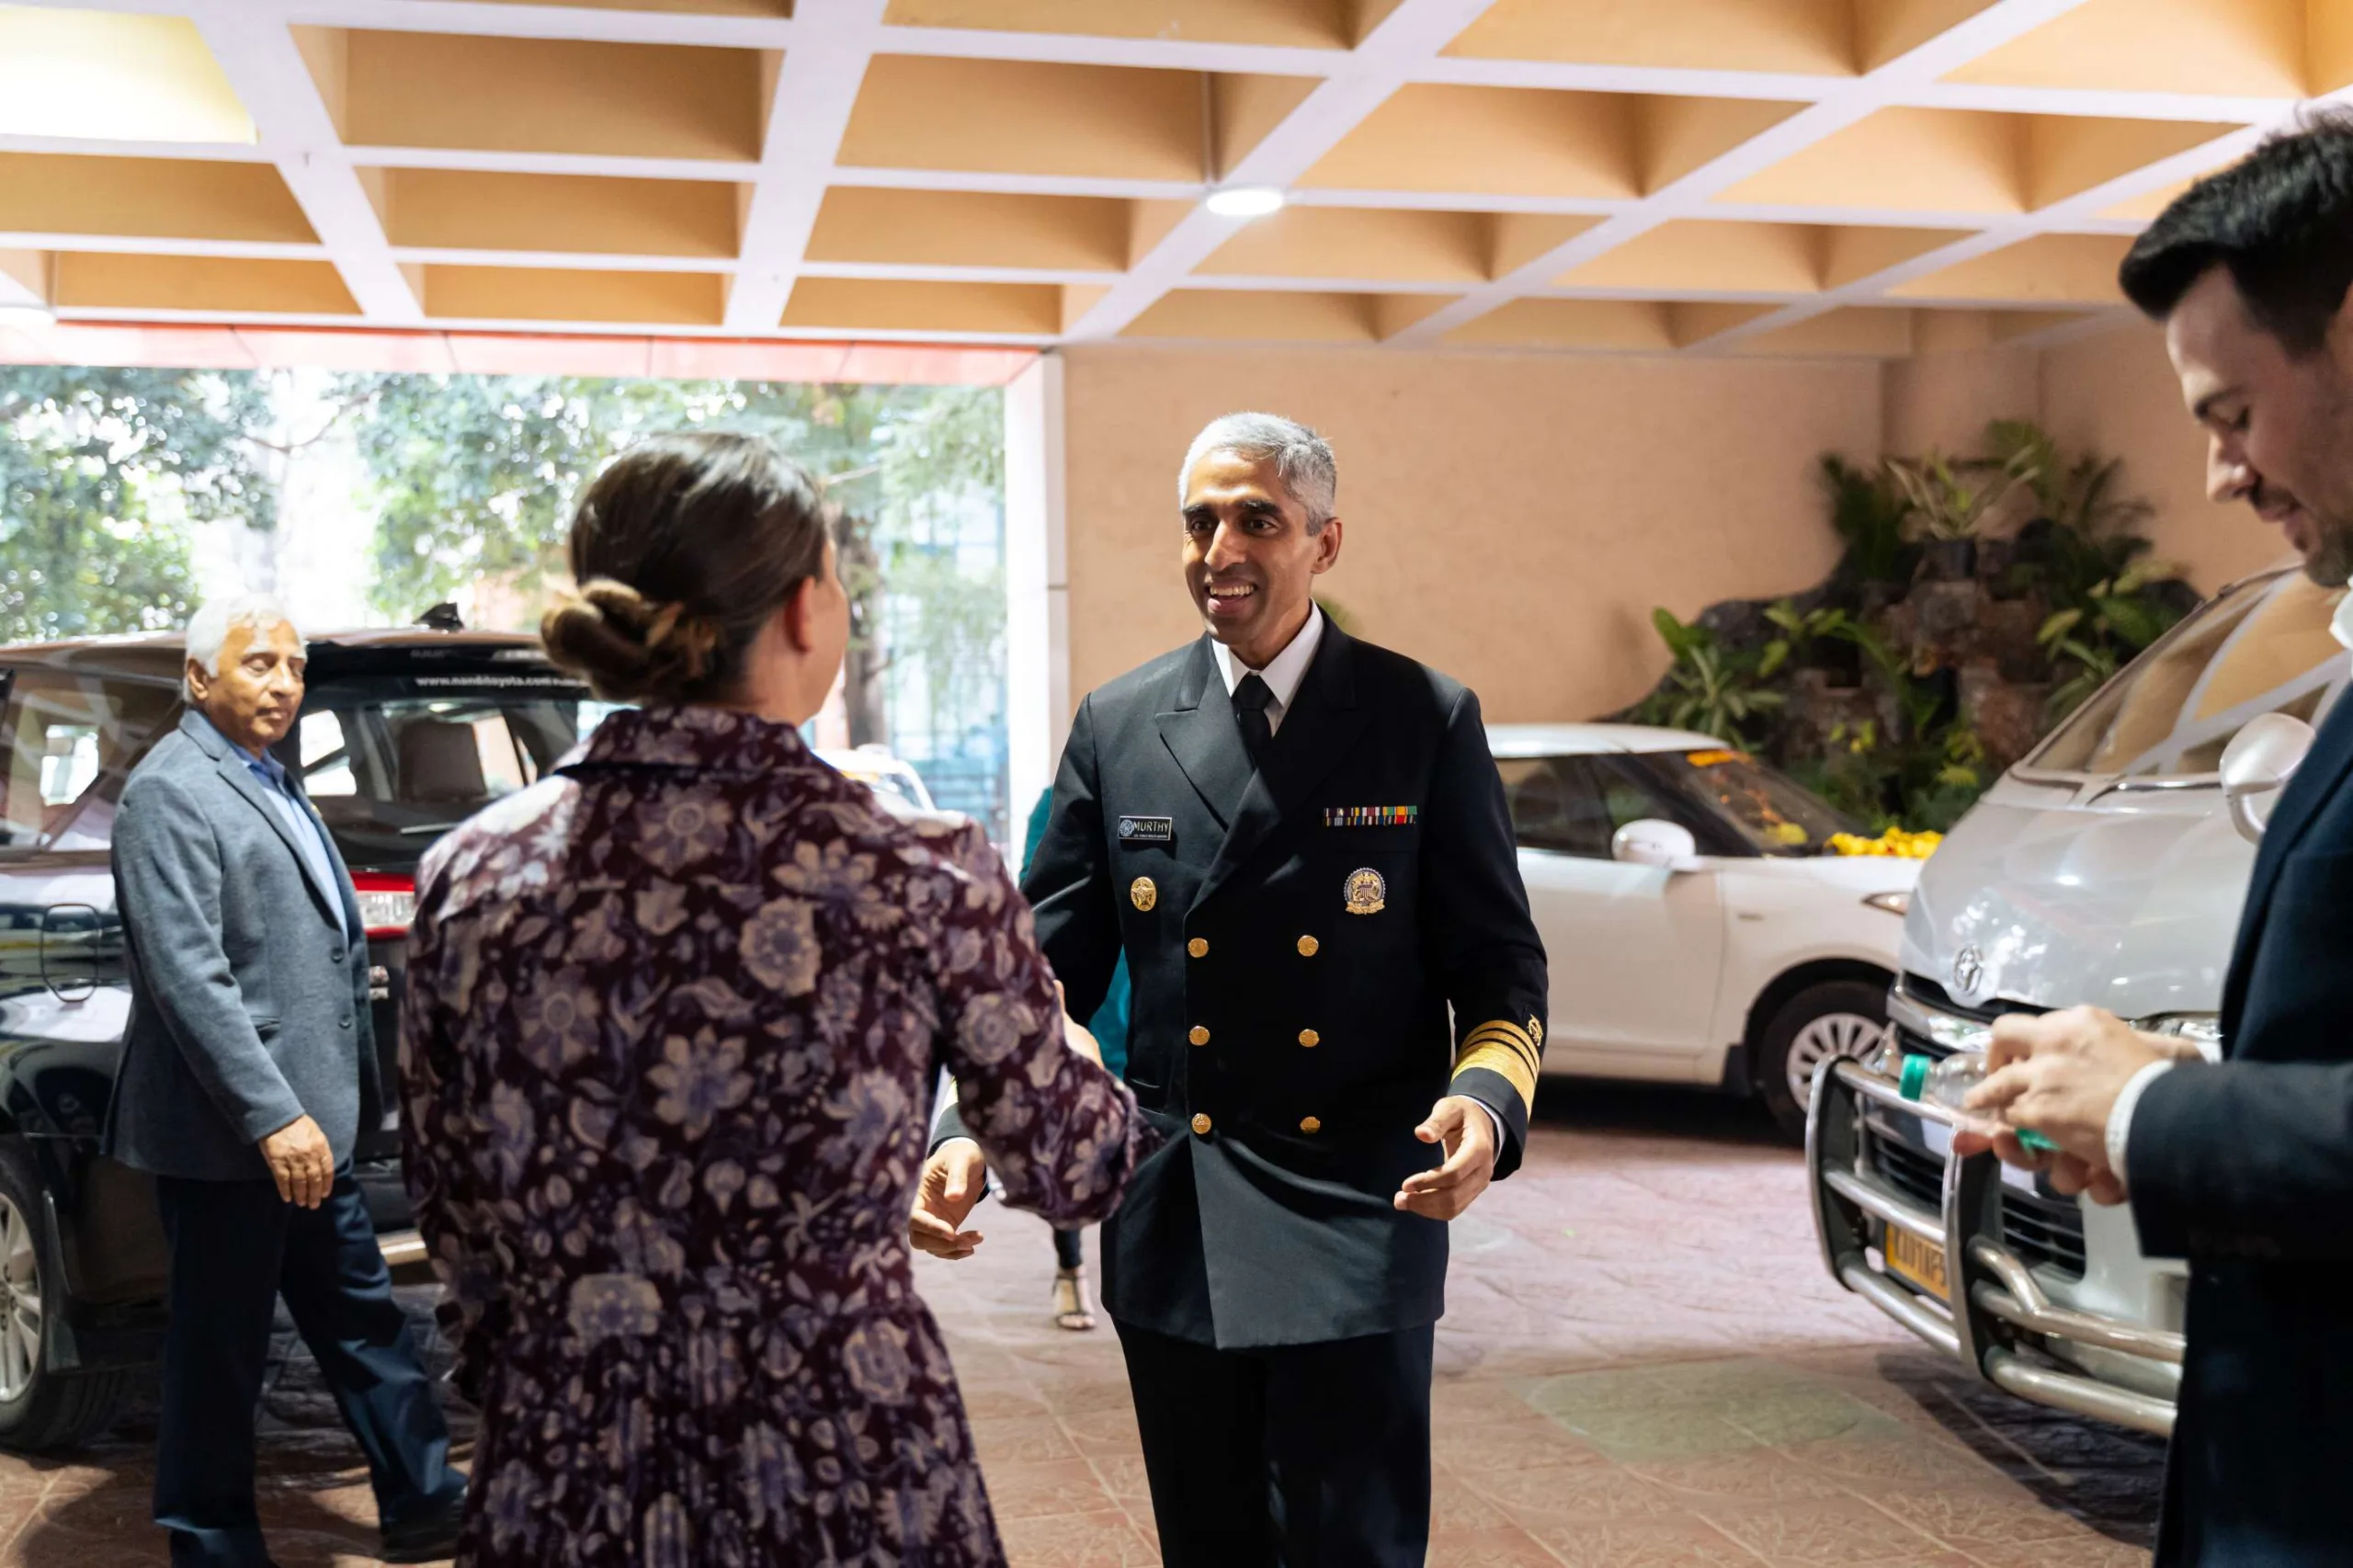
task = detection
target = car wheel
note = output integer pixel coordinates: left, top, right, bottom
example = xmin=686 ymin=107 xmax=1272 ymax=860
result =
xmin=1757 ymin=981 xmax=1888 ymax=1142
xmin=0 ymin=1140 xmax=132 ymax=1453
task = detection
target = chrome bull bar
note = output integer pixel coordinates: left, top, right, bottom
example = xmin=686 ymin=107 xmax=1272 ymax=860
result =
xmin=1807 ymin=1057 xmax=2181 ymax=1438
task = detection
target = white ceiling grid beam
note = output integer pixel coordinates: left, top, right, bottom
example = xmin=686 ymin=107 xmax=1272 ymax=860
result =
xmin=1059 ymin=0 xmax=1505 ymax=344
xmin=722 ymin=0 xmax=888 ymax=333
xmin=187 ymin=3 xmax=424 ymax=324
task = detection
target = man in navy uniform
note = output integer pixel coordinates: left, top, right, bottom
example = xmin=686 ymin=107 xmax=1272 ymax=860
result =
xmin=918 ymin=413 xmax=1549 ymax=1566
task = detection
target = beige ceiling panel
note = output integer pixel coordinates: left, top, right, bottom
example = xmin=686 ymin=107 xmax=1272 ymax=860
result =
xmin=462 ymin=0 xmax=790 ymax=11
xmin=371 ymin=169 xmax=740 ymax=257
xmin=1892 ymin=233 xmax=2131 ymax=304
xmin=1635 ymin=96 xmax=1809 ymax=192
xmin=807 ymin=189 xmax=1133 ymax=271
xmin=1198 ymin=208 xmax=1490 ymax=283
xmin=1556 ymin=221 xmax=1823 ymax=293
xmin=1443 ymin=298 xmax=1676 ymax=350
xmin=1726 ymin=306 xmax=1916 ymax=357
xmin=1489 ymin=213 xmax=1604 ymax=275
xmin=1211 ymin=74 xmax=1323 ymax=178
xmin=55 ymin=252 xmax=358 ymax=314
xmin=1850 ymin=0 xmax=2003 ymax=71
xmin=1347 ymin=0 xmax=1412 ymax=43
xmin=426 ymin=266 xmax=726 ymax=324
xmin=0 ymin=7 xmax=253 ymax=144
xmin=1368 ymin=294 xmax=1452 ymax=338
xmin=1946 ymin=0 xmax=2306 ymax=97
xmin=0 ymin=154 xmax=314 ymax=244
xmin=1819 ymin=223 xmax=1972 ymax=288
xmin=1123 ymin=290 xmax=1411 ymax=342
xmin=1987 ymin=308 xmax=2100 ymax=342
xmin=1667 ymin=301 xmax=1779 ymax=345
xmin=2023 ymin=116 xmax=2244 ymax=210
xmin=300 ymin=29 xmax=767 ymax=160
xmin=1716 ymin=108 xmax=2024 ymax=213
xmin=2102 ymin=176 xmax=2199 ymax=222
xmin=2315 ymin=5 xmax=2353 ymax=92
xmin=781 ymin=278 xmax=1063 ymax=334
xmin=0 ymin=249 xmax=52 ymax=303
xmin=1131 ymin=201 xmax=1195 ymax=264
xmin=882 ymin=0 xmax=1349 ymax=49
xmin=1444 ymin=0 xmax=1859 ymax=75
xmin=1302 ymin=85 xmax=1639 ymax=198
xmin=840 ymin=56 xmax=1205 ymax=180
xmin=1061 ymin=285 xmax=1112 ymax=333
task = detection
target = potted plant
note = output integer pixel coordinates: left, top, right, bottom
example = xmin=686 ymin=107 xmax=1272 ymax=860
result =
xmin=1886 ymin=447 xmax=2038 ymax=582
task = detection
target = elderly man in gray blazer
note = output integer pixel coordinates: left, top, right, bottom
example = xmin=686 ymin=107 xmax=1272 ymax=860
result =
xmin=105 ymin=594 xmax=464 ymax=1568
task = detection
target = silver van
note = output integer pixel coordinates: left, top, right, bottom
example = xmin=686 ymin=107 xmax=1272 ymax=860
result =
xmin=1808 ymin=564 xmax=2345 ymax=1435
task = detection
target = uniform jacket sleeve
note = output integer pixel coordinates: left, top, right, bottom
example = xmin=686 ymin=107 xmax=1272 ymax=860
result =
xmin=1020 ymin=694 xmax=1125 ymax=1023
xmin=114 ymin=771 xmax=308 ymax=1145
xmin=2128 ymin=1059 xmax=2353 ymax=1261
xmin=1422 ymin=687 xmax=1550 ymax=1178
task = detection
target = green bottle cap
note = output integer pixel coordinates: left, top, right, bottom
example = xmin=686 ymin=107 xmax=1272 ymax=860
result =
xmin=1898 ymin=1053 xmax=1929 ymax=1101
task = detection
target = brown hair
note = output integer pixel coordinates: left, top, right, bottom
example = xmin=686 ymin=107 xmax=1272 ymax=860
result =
xmin=541 ymin=432 xmax=830 ymax=703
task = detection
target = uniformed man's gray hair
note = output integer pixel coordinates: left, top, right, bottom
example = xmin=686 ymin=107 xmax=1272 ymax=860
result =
xmin=1178 ymin=413 xmax=1338 ymax=533
xmin=184 ymin=593 xmax=304 ymax=699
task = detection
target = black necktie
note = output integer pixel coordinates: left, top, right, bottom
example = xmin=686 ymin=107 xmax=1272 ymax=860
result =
xmin=1233 ymin=672 xmax=1275 ymax=771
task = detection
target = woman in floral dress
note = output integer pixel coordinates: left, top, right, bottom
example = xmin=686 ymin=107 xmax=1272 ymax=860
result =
xmin=400 ymin=432 xmax=1150 ymax=1567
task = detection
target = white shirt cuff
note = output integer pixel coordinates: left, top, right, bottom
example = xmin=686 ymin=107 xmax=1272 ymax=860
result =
xmin=2106 ymin=1060 xmax=2176 ymax=1190
xmin=1473 ymin=1098 xmax=1504 ymax=1165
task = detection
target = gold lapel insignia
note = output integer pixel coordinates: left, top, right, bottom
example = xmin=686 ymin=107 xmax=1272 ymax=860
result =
xmin=1131 ymin=877 xmax=1158 ymax=913
xmin=1344 ymin=867 xmax=1387 ymax=915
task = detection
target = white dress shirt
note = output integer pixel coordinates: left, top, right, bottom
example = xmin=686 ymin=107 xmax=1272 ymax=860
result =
xmin=1210 ymin=606 xmax=1503 ymax=1159
xmin=2106 ymin=584 xmax=2353 ymax=1186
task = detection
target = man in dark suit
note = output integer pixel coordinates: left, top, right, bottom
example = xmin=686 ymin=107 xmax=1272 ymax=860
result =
xmin=918 ymin=413 xmax=1548 ymax=1565
xmin=107 ymin=597 xmax=464 ymax=1567
xmin=1959 ymin=115 xmax=2353 ymax=1564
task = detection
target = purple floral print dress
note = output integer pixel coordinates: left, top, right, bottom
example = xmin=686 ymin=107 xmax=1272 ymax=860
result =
xmin=400 ymin=705 xmax=1149 ymax=1567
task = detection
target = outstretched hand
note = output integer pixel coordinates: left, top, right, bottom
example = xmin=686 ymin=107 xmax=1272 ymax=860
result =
xmin=910 ymin=1138 xmax=988 ymax=1259
xmin=1393 ymin=1096 xmax=1497 ymax=1221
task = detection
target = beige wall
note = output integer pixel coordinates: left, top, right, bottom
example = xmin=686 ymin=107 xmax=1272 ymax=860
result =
xmin=1060 ymin=344 xmax=1881 ymax=722
xmin=1053 ymin=324 xmax=2289 ymax=727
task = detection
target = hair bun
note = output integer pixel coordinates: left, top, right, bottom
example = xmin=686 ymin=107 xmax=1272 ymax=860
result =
xmin=540 ymin=577 xmax=716 ymax=702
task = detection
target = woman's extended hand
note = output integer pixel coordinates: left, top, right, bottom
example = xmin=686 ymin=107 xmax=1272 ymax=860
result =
xmin=909 ymin=1138 xmax=988 ymax=1260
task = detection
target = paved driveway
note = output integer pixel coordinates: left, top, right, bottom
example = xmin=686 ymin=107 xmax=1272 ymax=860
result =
xmin=4 ymin=1088 xmax=2163 ymax=1566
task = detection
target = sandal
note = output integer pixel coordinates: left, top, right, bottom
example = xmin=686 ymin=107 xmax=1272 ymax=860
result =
xmin=1051 ymin=1266 xmax=1097 ymax=1332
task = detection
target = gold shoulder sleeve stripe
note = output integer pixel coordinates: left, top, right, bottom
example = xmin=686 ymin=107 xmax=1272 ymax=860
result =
xmin=1453 ymin=1020 xmax=1538 ymax=1114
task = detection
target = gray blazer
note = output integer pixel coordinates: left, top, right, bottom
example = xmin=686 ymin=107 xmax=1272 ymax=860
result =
xmin=103 ymin=710 xmax=378 ymax=1181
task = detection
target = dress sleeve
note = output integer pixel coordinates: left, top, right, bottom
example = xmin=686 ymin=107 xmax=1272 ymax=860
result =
xmin=929 ymin=818 xmax=1157 ymax=1227
xmin=397 ymin=840 xmax=509 ymax=1406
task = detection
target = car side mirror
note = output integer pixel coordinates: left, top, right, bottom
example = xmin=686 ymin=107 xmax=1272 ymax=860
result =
xmin=2222 ymin=712 xmax=2317 ymax=845
xmin=1611 ymin=818 xmax=1700 ymax=871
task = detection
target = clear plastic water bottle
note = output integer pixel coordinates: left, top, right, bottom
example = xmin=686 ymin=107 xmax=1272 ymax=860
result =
xmin=1898 ymin=1053 xmax=2056 ymax=1153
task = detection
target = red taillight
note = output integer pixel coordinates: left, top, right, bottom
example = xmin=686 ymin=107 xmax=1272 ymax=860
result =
xmin=350 ymin=872 xmax=416 ymax=940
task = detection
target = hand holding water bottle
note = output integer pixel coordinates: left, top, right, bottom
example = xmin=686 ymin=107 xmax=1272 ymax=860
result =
xmin=1949 ymin=1005 xmax=2180 ymax=1205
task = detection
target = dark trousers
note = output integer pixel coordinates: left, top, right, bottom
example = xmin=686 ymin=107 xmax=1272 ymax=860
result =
xmin=1115 ymin=1318 xmax=1434 ymax=1568
xmin=153 ymin=1166 xmax=462 ymax=1567
xmin=1053 ymin=1228 xmax=1086 ymax=1270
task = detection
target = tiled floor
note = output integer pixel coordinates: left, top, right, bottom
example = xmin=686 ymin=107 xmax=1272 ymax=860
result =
xmin=3 ymin=1087 xmax=2164 ymax=1565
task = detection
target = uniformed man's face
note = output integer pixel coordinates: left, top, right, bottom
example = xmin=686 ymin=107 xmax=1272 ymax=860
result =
xmin=2168 ymin=264 xmax=2353 ymax=585
xmin=1180 ymin=449 xmax=1343 ymax=668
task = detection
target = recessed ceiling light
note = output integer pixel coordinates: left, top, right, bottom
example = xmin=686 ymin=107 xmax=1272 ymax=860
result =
xmin=0 ymin=304 xmax=55 ymax=331
xmin=1205 ymin=187 xmax=1285 ymax=219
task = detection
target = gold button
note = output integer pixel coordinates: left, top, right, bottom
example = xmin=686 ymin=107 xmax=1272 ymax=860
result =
xmin=1298 ymin=1029 xmax=1320 ymax=1049
xmin=1191 ymin=1113 xmax=1212 ymax=1136
xmin=1297 ymin=936 xmax=1320 ymax=958
xmin=1189 ymin=1026 xmax=1211 ymax=1047
xmin=1188 ymin=937 xmax=1209 ymax=959
xmin=1299 ymin=1117 xmax=1322 ymax=1135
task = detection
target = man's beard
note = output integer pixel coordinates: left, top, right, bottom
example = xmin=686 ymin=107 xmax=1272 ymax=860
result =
xmin=2302 ymin=512 xmax=2353 ymax=587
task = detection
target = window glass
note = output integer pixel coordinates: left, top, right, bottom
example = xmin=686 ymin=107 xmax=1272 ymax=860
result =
xmin=0 ymin=674 xmax=179 ymax=852
xmin=1631 ymin=749 xmax=1859 ymax=858
xmin=2026 ymin=572 xmax=2347 ymax=778
xmin=1498 ymin=756 xmax=1619 ymax=858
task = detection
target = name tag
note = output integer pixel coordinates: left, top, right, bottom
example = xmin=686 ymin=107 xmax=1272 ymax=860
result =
xmin=1325 ymin=806 xmax=1418 ymax=828
xmin=1119 ymin=815 xmax=1175 ymax=845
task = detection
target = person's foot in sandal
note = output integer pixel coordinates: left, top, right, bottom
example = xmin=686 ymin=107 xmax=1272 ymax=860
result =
xmin=1051 ymin=1265 xmax=1097 ymax=1331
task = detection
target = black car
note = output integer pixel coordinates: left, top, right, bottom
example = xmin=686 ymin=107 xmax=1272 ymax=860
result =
xmin=0 ymin=626 xmax=607 ymax=1450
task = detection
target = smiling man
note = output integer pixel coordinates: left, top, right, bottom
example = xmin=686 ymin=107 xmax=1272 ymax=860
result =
xmin=919 ymin=413 xmax=1549 ymax=1565
xmin=1958 ymin=114 xmax=2353 ymax=1565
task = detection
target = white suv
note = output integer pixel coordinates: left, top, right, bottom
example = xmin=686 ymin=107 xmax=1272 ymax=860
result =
xmin=1809 ymin=565 xmax=2345 ymax=1436
xmin=1490 ymin=725 xmax=1920 ymax=1136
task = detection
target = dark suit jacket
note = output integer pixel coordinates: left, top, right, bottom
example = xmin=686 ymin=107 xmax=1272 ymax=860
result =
xmin=104 ymin=710 xmax=377 ymax=1181
xmin=2128 ymin=689 xmax=2353 ymax=1564
xmin=1018 ymin=624 xmax=1548 ymax=1349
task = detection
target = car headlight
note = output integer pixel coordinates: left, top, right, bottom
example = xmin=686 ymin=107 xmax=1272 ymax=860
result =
xmin=1861 ymin=890 xmax=1910 ymax=916
xmin=2136 ymin=1012 xmax=2225 ymax=1062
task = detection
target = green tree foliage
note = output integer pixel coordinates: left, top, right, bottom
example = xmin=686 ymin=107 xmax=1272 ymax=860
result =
xmin=0 ymin=368 xmax=274 ymax=642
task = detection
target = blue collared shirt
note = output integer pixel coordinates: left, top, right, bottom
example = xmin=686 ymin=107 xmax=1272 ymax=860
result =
xmin=201 ymin=713 xmax=354 ymax=940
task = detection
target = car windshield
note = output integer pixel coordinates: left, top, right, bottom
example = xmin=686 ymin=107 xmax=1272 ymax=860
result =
xmin=277 ymin=680 xmax=620 ymax=872
xmin=1632 ymin=748 xmax=1859 ymax=858
xmin=2024 ymin=570 xmax=2347 ymax=778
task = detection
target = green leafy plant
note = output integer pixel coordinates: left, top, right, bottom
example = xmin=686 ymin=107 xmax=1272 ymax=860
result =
xmin=1886 ymin=446 xmax=2039 ymax=542
xmin=1820 ymin=455 xmax=1915 ymax=585
xmin=2037 ymin=565 xmax=2186 ymax=721
xmin=1634 ymin=608 xmax=1786 ymax=747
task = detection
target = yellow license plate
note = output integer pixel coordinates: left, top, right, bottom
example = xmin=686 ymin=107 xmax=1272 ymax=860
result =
xmin=1884 ymin=1227 xmax=1949 ymax=1300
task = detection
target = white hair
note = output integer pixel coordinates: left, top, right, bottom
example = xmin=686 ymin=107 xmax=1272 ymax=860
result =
xmin=1178 ymin=412 xmax=1337 ymax=532
xmin=184 ymin=593 xmax=303 ymax=699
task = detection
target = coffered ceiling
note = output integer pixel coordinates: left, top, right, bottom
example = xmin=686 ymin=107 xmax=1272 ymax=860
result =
xmin=0 ymin=0 xmax=2338 ymax=359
